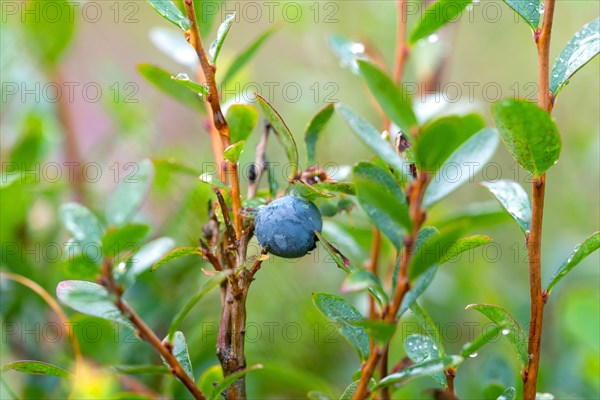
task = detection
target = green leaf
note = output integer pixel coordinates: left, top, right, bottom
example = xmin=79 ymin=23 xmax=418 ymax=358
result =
xmin=209 ymin=13 xmax=236 ymax=64
xmin=256 ymin=94 xmax=299 ymax=179
xmin=227 ymin=104 xmax=259 ymax=143
xmin=482 ymin=180 xmax=531 ymax=234
xmin=375 ymin=357 xmax=459 ymax=389
xmin=312 ymin=293 xmax=370 ymax=361
xmin=410 ymin=0 xmax=472 ymax=44
xmin=416 ymin=114 xmax=485 ymax=173
xmin=351 ymin=321 xmax=396 ymax=347
xmin=497 ymin=387 xmax=517 ymax=400
xmin=209 ymin=364 xmax=263 ymax=400
xmin=438 ymin=235 xmax=493 ymax=265
xmin=23 ymin=0 xmax=75 ymax=66
xmin=336 ymin=104 xmax=412 ymax=180
xmin=341 ymin=269 xmax=389 ymax=306
xmin=146 ymin=0 xmax=190 ymax=30
xmin=101 ymin=224 xmax=151 ymax=258
xmin=340 ymin=380 xmax=375 ymax=400
xmin=222 ymin=28 xmax=276 ymax=84
xmin=423 ymin=128 xmax=499 ymax=207
xmin=138 ymin=64 xmax=205 ymax=112
xmin=56 ymin=280 xmax=133 ymax=329
xmin=492 ymin=99 xmax=561 ymax=176
xmin=409 ymin=229 xmax=462 ymax=280
xmin=287 ymin=181 xmax=334 ymax=201
xmin=328 ymin=36 xmax=368 ymax=74
xmin=460 ymin=323 xmax=505 ymax=359
xmin=313 ymin=182 xmax=356 ymax=196
xmin=315 ymin=231 xmax=353 ymax=273
xmin=106 ymin=159 xmax=154 ymax=226
xmin=112 ymin=365 xmax=170 ymax=375
xmin=550 ymin=17 xmax=600 ymax=97
xmin=353 ymin=162 xmax=411 ymax=249
xmin=404 ymin=334 xmax=446 ymax=386
xmin=410 ymin=304 xmax=445 ymax=357
xmin=60 ymin=203 xmax=104 ymax=246
xmin=357 ymin=60 xmax=418 ymax=138
xmin=501 ymin=0 xmax=541 ymax=30
xmin=400 ymin=273 xmax=440 ymax=318
xmin=1 ymin=360 xmax=71 ymax=378
xmin=152 ymin=158 xmax=201 ymax=177
xmin=433 ymin=202 xmax=510 ymax=232
xmin=199 ymin=173 xmax=229 ymax=190
xmin=161 ymin=331 xmax=193 ymax=379
xmin=224 ymin=141 xmax=246 ymax=163
xmin=116 ymin=237 xmax=176 ymax=287
xmin=466 ymin=304 xmax=528 ymax=367
xmin=151 ymin=247 xmax=203 ymax=271
xmin=167 ymin=271 xmax=232 ymax=341
xmin=170 ymin=73 xmax=209 ymax=97
xmin=305 ymin=103 xmax=335 ymax=165
xmin=546 ymin=232 xmax=600 ymax=295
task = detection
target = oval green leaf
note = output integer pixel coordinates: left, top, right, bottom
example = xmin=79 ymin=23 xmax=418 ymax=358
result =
xmin=146 ymin=0 xmax=190 ymax=31
xmin=256 ymin=94 xmax=299 ymax=179
xmin=59 ymin=203 xmax=104 ymax=246
xmin=501 ymin=0 xmax=541 ymax=30
xmin=423 ymin=127 xmax=499 ymax=207
xmin=492 ymin=99 xmax=561 ymax=177
xmin=546 ymin=231 xmax=600 ymax=296
xmin=337 ymin=104 xmax=412 ymax=180
xmin=101 ymin=224 xmax=151 ymax=258
xmin=357 ymin=60 xmax=418 ymax=139
xmin=353 ymin=162 xmax=411 ymax=249
xmin=56 ymin=280 xmax=133 ymax=329
xmin=482 ymin=180 xmax=531 ymax=234
xmin=312 ymin=293 xmax=370 ymax=361
xmin=305 ymin=103 xmax=335 ymax=165
xmin=1 ymin=360 xmax=71 ymax=378
xmin=404 ymin=333 xmax=446 ymax=386
xmin=415 ymin=114 xmax=485 ymax=173
xmin=227 ymin=104 xmax=259 ymax=143
xmin=161 ymin=331 xmax=193 ymax=379
xmin=550 ymin=17 xmax=600 ymax=97
xmin=224 ymin=141 xmax=245 ymax=163
xmin=209 ymin=13 xmax=236 ymax=64
xmin=465 ymin=304 xmax=528 ymax=368
xmin=171 ymin=73 xmax=209 ymax=97
xmin=410 ymin=0 xmax=472 ymax=44
xmin=375 ymin=356 xmax=459 ymax=389
xmin=138 ymin=64 xmax=205 ymax=112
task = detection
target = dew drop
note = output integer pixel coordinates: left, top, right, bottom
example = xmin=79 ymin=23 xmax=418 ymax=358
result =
xmin=469 ymin=352 xmax=478 ymax=358
xmin=350 ymin=42 xmax=365 ymax=54
xmin=427 ymin=34 xmax=439 ymax=43
xmin=538 ymin=3 xmax=545 ymax=14
xmin=502 ymin=329 xmax=510 ymax=336
xmin=174 ymin=73 xmax=190 ymax=81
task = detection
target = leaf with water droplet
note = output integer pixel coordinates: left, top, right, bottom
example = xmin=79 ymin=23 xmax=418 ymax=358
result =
xmin=404 ymin=333 xmax=446 ymax=386
xmin=312 ymin=293 xmax=370 ymax=361
xmin=328 ymin=36 xmax=368 ymax=74
xmin=146 ymin=0 xmax=190 ymax=31
xmin=466 ymin=304 xmax=528 ymax=368
xmin=171 ymin=74 xmax=209 ymax=97
xmin=209 ymin=13 xmax=235 ymax=64
xmin=550 ymin=17 xmax=600 ymax=98
xmin=501 ymin=0 xmax=540 ymax=30
xmin=482 ymin=180 xmax=531 ymax=234
xmin=497 ymin=387 xmax=517 ymax=400
xmin=546 ymin=231 xmax=600 ymax=296
xmin=375 ymin=356 xmax=459 ymax=389
xmin=1 ymin=360 xmax=72 ymax=378
xmin=410 ymin=0 xmax=473 ymax=44
xmin=492 ymin=99 xmax=561 ymax=177
xmin=460 ymin=322 xmax=506 ymax=359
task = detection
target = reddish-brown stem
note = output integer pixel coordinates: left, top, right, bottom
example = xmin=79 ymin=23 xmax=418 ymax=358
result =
xmin=523 ymin=1 xmax=555 ymax=398
xmin=353 ymin=173 xmax=427 ymax=400
xmin=368 ymin=228 xmax=382 ymax=320
xmin=184 ymin=0 xmax=242 ymax=239
xmin=445 ymin=368 xmax=456 ymax=397
xmin=100 ymin=262 xmax=206 ymax=400
xmin=393 ymin=0 xmax=409 ymax=83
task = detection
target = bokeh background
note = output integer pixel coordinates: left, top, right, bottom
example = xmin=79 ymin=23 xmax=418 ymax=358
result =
xmin=1 ymin=0 xmax=599 ymax=399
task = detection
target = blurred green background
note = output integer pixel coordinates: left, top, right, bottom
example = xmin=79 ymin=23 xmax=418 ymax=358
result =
xmin=1 ymin=0 xmax=598 ymax=399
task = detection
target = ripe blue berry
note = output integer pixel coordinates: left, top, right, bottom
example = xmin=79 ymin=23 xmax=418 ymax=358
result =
xmin=254 ymin=196 xmax=323 ymax=258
